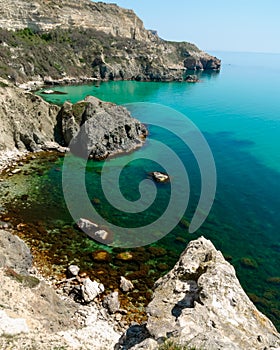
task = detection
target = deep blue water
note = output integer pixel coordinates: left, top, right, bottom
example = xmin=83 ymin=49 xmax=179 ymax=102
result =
xmin=34 ymin=51 xmax=280 ymax=327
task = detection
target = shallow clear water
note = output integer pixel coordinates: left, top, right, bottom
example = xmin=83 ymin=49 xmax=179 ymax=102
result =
xmin=21 ymin=51 xmax=280 ymax=327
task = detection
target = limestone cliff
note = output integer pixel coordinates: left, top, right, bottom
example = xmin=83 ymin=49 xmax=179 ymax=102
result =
xmin=0 ymin=0 xmax=221 ymax=84
xmin=0 ymin=0 xmax=152 ymax=41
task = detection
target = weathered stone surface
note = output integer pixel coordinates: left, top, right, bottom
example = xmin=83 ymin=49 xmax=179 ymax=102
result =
xmin=77 ymin=218 xmax=113 ymax=244
xmin=0 ymin=229 xmax=32 ymax=274
xmin=0 ymin=78 xmax=59 ymax=153
xmin=103 ymin=291 xmax=120 ymax=314
xmin=57 ymin=96 xmax=147 ymax=159
xmin=150 ymin=171 xmax=170 ymax=183
xmin=0 ymin=0 xmax=151 ymax=41
xmin=120 ymin=276 xmax=134 ymax=292
xmin=81 ymin=277 xmax=105 ymax=303
xmin=142 ymin=237 xmax=280 ymax=350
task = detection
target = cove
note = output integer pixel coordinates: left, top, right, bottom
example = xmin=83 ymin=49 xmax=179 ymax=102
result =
xmin=2 ymin=51 xmax=279 ymax=329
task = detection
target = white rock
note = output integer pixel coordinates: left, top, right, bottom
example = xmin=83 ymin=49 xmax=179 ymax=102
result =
xmin=68 ymin=264 xmax=80 ymax=276
xmin=145 ymin=237 xmax=280 ymax=350
xmin=103 ymin=291 xmax=120 ymax=314
xmin=81 ymin=278 xmax=104 ymax=303
xmin=0 ymin=310 xmax=29 ymax=336
xmin=120 ymin=276 xmax=134 ymax=292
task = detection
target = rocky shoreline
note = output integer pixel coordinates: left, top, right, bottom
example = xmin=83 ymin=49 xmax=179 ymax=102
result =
xmin=0 ymin=227 xmax=279 ymax=349
xmin=0 ymin=78 xmax=147 ymax=159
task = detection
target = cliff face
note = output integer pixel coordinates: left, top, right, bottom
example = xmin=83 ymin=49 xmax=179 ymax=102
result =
xmin=0 ymin=79 xmax=59 ymax=152
xmin=0 ymin=0 xmax=221 ymax=84
xmin=0 ymin=0 xmax=152 ymax=41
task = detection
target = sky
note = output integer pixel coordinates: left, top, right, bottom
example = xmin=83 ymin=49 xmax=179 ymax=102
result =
xmin=93 ymin=0 xmax=280 ymax=53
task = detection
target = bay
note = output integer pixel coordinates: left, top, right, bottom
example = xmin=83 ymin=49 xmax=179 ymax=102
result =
xmin=24 ymin=51 xmax=280 ymax=328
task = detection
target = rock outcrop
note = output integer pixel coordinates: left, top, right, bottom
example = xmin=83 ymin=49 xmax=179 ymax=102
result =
xmin=0 ymin=79 xmax=146 ymax=158
xmin=0 ymin=0 xmax=221 ymax=84
xmin=120 ymin=237 xmax=280 ymax=350
xmin=56 ymin=96 xmax=147 ymax=159
xmin=0 ymin=0 xmax=152 ymax=41
xmin=0 ymin=78 xmax=59 ymax=152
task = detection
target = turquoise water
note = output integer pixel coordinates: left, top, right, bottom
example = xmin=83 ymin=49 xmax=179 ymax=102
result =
xmin=36 ymin=52 xmax=280 ymax=327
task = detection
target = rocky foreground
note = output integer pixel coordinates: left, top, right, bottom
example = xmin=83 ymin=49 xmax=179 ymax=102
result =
xmin=0 ymin=228 xmax=279 ymax=350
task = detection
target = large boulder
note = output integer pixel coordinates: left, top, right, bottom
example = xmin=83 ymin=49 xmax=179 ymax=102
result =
xmin=56 ymin=96 xmax=147 ymax=159
xmin=132 ymin=237 xmax=280 ymax=350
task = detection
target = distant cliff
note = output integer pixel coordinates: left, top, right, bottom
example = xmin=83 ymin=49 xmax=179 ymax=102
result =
xmin=0 ymin=0 xmax=221 ymax=84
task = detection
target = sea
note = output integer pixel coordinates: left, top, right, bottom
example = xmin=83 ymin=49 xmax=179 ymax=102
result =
xmin=3 ymin=51 xmax=280 ymax=328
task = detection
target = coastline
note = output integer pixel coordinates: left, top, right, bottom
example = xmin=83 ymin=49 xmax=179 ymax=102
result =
xmin=1 ymin=227 xmax=280 ymax=349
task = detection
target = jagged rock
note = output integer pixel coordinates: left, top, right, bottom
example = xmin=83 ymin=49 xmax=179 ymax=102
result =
xmin=142 ymin=237 xmax=280 ymax=350
xmin=57 ymin=96 xmax=147 ymax=159
xmin=120 ymin=276 xmax=134 ymax=292
xmin=68 ymin=265 xmax=80 ymax=277
xmin=81 ymin=278 xmax=104 ymax=303
xmin=103 ymin=291 xmax=120 ymax=314
xmin=185 ymin=74 xmax=199 ymax=82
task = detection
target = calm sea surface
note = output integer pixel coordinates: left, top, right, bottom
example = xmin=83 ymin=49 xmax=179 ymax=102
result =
xmin=15 ymin=51 xmax=280 ymax=327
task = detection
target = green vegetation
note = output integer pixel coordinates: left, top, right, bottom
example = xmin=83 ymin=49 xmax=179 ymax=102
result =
xmin=4 ymin=267 xmax=40 ymax=288
xmin=0 ymin=26 xmax=197 ymax=83
xmin=0 ymin=81 xmax=8 ymax=87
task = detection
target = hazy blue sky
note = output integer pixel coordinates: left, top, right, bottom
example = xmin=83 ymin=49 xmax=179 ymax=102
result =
xmin=93 ymin=0 xmax=280 ymax=53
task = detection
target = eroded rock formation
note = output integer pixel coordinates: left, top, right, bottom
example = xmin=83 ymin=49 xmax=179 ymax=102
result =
xmin=56 ymin=95 xmax=147 ymax=159
xmin=120 ymin=237 xmax=280 ymax=350
xmin=0 ymin=79 xmax=146 ymax=158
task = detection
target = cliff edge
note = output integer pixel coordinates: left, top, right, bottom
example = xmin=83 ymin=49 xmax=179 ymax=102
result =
xmin=0 ymin=0 xmax=221 ymax=84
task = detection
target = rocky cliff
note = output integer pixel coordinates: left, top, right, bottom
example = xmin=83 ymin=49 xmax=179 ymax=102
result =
xmin=0 ymin=0 xmax=152 ymax=41
xmin=0 ymin=0 xmax=221 ymax=84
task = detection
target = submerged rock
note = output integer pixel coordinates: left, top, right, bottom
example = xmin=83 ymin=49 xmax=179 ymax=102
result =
xmin=149 ymin=171 xmax=170 ymax=183
xmin=92 ymin=250 xmax=111 ymax=262
xmin=131 ymin=237 xmax=280 ymax=350
xmin=77 ymin=218 xmax=113 ymax=244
